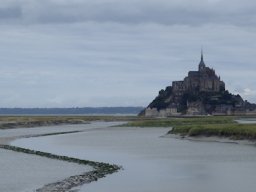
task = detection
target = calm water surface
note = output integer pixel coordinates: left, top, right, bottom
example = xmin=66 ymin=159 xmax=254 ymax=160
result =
xmin=12 ymin=122 xmax=256 ymax=192
xmin=0 ymin=122 xmax=117 ymax=192
xmin=236 ymin=118 xmax=256 ymax=124
xmin=0 ymin=149 xmax=89 ymax=192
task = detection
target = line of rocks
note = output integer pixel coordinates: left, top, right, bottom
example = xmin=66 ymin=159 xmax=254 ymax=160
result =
xmin=36 ymin=169 xmax=112 ymax=192
xmin=0 ymin=145 xmax=122 ymax=192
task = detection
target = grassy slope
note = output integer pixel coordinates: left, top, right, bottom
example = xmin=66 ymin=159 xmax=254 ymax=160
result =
xmin=125 ymin=116 xmax=256 ymax=140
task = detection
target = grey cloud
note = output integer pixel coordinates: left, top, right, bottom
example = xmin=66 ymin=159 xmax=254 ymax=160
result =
xmin=0 ymin=0 xmax=254 ymax=26
xmin=0 ymin=5 xmax=21 ymax=20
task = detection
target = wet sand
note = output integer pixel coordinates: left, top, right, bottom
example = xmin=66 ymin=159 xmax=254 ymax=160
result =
xmin=164 ymin=133 xmax=256 ymax=146
xmin=0 ymin=137 xmax=16 ymax=145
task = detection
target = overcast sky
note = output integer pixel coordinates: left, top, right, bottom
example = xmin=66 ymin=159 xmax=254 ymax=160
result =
xmin=0 ymin=0 xmax=256 ymax=107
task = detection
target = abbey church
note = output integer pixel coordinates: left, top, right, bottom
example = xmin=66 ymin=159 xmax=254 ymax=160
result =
xmin=172 ymin=51 xmax=225 ymax=96
xmin=140 ymin=52 xmax=256 ymax=117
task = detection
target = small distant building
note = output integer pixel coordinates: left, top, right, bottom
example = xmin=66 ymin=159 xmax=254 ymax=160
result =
xmin=212 ymin=104 xmax=233 ymax=115
xmin=145 ymin=108 xmax=159 ymax=117
xmin=145 ymin=104 xmax=180 ymax=117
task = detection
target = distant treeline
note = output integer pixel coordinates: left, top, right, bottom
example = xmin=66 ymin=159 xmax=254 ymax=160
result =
xmin=0 ymin=107 xmax=143 ymax=115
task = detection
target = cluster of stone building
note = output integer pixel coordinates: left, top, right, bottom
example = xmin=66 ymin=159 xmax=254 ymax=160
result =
xmin=172 ymin=52 xmax=225 ymax=95
xmin=143 ymin=52 xmax=256 ymax=117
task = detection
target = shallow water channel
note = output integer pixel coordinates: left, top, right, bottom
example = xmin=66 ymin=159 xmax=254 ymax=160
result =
xmin=11 ymin=121 xmax=256 ymax=192
xmin=0 ymin=122 xmax=117 ymax=192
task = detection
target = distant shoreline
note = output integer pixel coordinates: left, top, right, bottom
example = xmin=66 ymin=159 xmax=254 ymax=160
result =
xmin=0 ymin=107 xmax=143 ymax=116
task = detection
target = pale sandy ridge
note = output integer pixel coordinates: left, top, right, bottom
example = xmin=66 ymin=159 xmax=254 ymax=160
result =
xmin=164 ymin=133 xmax=256 ymax=146
xmin=0 ymin=136 xmax=17 ymax=145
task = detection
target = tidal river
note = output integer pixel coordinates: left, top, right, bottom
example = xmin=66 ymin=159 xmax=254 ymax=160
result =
xmin=9 ymin=122 xmax=256 ymax=192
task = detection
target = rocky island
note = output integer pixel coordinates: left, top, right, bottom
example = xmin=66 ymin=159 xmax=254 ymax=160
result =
xmin=140 ymin=52 xmax=256 ymax=117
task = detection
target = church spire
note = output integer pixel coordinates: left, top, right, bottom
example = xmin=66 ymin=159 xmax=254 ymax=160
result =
xmin=201 ymin=48 xmax=204 ymax=62
xmin=199 ymin=48 xmax=206 ymax=71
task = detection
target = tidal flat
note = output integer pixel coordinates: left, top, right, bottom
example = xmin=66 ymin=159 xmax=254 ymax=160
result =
xmin=2 ymin=116 xmax=256 ymax=192
xmin=0 ymin=121 xmax=122 ymax=192
xmin=11 ymin=121 xmax=256 ymax=192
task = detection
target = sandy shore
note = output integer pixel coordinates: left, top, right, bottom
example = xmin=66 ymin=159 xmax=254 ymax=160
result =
xmin=0 ymin=130 xmax=82 ymax=145
xmin=164 ymin=133 xmax=256 ymax=146
xmin=0 ymin=136 xmax=18 ymax=145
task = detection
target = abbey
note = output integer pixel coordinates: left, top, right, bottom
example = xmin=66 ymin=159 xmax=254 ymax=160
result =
xmin=172 ymin=53 xmax=225 ymax=92
xmin=172 ymin=51 xmax=225 ymax=96
xmin=140 ymin=52 xmax=256 ymax=117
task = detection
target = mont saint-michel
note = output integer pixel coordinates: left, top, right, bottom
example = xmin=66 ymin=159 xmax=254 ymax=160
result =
xmin=140 ymin=52 xmax=256 ymax=117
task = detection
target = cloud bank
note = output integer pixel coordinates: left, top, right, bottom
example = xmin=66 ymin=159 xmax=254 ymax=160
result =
xmin=0 ymin=0 xmax=254 ymax=26
xmin=0 ymin=0 xmax=255 ymax=107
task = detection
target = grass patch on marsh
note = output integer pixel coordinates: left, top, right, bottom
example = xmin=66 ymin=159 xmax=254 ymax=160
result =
xmin=124 ymin=116 xmax=235 ymax=127
xmin=170 ymin=123 xmax=256 ymax=140
xmin=124 ymin=116 xmax=256 ymax=140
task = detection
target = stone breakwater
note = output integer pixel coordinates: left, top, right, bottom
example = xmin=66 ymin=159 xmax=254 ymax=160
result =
xmin=0 ymin=145 xmax=121 ymax=192
xmin=36 ymin=170 xmax=110 ymax=192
